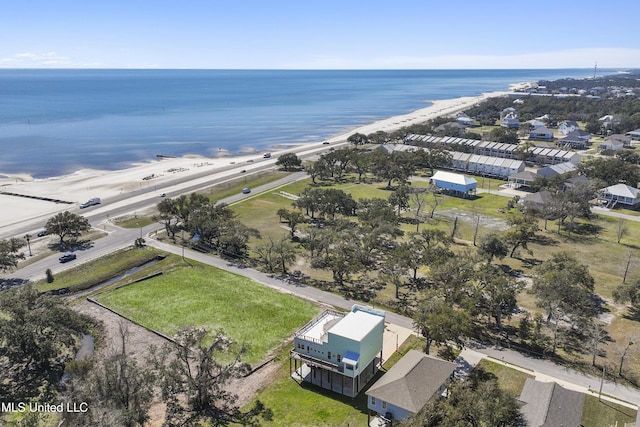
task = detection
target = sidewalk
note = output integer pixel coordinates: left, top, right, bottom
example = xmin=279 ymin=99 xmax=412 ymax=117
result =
xmin=457 ymin=348 xmax=639 ymax=410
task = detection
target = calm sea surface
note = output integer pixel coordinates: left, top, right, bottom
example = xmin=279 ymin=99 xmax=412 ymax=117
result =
xmin=0 ymin=69 xmax=601 ymax=178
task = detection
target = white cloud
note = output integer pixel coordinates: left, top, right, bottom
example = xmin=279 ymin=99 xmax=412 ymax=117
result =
xmin=0 ymin=51 xmax=71 ymax=67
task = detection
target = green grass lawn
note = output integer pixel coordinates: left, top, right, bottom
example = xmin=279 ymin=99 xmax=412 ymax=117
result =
xmin=95 ymin=262 xmax=319 ymax=365
xmin=581 ymin=395 xmax=636 ymax=427
xmin=245 ymin=333 xmax=425 ymax=427
xmin=35 ymin=247 xmax=164 ymax=293
xmin=477 ymin=359 xmax=533 ymax=396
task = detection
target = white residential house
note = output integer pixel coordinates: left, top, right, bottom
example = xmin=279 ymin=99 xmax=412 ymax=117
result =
xmin=529 ymin=126 xmax=554 ymax=140
xmin=455 ymin=113 xmax=475 ymax=126
xmin=598 ymin=139 xmax=624 ymax=151
xmin=559 ymin=120 xmax=580 ymax=135
xmin=626 ymin=129 xmax=640 ymax=141
xmin=599 ymin=184 xmax=640 ymax=207
xmin=290 ymin=304 xmax=385 ymax=398
xmin=366 ymin=350 xmax=456 ymax=424
xmin=604 ymin=134 xmax=631 ymax=148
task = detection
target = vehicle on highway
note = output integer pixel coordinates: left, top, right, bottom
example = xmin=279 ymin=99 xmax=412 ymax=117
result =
xmin=160 ymin=193 xmax=166 ymax=197
xmin=242 ymin=187 xmax=251 ymax=194
xmin=246 ymin=159 xmax=254 ymax=163
xmin=59 ymin=253 xmax=77 ymax=263
xmin=36 ymin=230 xmax=47 ymax=237
xmin=240 ymin=169 xmax=246 ymax=173
xmin=80 ymin=197 xmax=101 ymax=208
xmin=263 ymin=152 xmax=271 ymax=158
xmin=322 ymin=141 xmax=330 ymax=145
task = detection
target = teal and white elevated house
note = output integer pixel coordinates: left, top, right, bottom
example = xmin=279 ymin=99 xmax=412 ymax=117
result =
xmin=290 ymin=304 xmax=385 ymax=397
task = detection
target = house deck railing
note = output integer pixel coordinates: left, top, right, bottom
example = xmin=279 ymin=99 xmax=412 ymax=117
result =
xmin=295 ymin=309 xmax=345 ymax=344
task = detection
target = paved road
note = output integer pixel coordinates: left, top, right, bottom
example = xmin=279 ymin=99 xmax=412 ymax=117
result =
xmin=147 ymin=237 xmax=640 ymax=408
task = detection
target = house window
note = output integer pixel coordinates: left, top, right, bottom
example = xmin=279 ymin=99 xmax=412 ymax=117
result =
xmin=382 ymin=401 xmax=387 ymax=410
xmin=371 ymin=396 xmax=376 ymax=405
xmin=328 ymin=351 xmax=331 ymax=359
xmin=337 ymin=354 xmax=341 ymax=362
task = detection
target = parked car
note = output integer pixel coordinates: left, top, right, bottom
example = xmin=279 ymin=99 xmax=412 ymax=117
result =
xmin=36 ymin=230 xmax=47 ymax=237
xmin=242 ymin=187 xmax=251 ymax=194
xmin=59 ymin=253 xmax=77 ymax=263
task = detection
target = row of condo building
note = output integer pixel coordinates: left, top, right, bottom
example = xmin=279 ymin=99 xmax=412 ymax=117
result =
xmin=404 ymin=134 xmax=581 ymax=165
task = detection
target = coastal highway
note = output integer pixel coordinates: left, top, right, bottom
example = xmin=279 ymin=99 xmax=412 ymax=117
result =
xmin=1 ymin=170 xmax=308 ymax=283
xmin=0 ymin=138 xmax=349 ymax=241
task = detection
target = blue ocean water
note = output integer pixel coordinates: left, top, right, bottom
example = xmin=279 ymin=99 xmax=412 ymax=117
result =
xmin=0 ymin=69 xmax=600 ymax=178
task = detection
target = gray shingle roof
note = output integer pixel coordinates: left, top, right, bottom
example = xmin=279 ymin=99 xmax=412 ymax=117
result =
xmin=518 ymin=379 xmax=585 ymax=427
xmin=366 ymin=350 xmax=457 ymax=414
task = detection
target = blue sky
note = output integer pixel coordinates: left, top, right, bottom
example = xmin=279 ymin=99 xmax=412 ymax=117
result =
xmin=2 ymin=0 xmax=639 ymax=69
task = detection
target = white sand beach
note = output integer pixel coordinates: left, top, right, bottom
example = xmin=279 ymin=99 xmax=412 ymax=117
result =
xmin=0 ymin=90 xmax=510 ymax=234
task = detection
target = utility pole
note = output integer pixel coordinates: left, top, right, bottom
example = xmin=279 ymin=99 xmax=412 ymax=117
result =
xmin=24 ymin=234 xmax=32 ymax=256
xmin=599 ymin=364 xmax=605 ymax=401
xmin=619 ymin=341 xmax=634 ymax=376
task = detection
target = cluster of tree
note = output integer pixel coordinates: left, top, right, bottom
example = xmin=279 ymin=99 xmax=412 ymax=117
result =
xmin=577 ymin=157 xmax=640 ymax=187
xmin=157 ymin=193 xmax=259 ymax=259
xmin=275 ymin=184 xmax=452 ymax=300
xmin=275 ymin=152 xmax=302 ymax=171
xmin=45 ymin=211 xmax=91 ymax=246
xmin=0 ymin=212 xmax=92 ymax=270
xmin=0 ymin=285 xmax=91 ymax=403
xmin=411 ymin=247 xmax=601 ymax=359
xmin=401 ymin=367 xmax=524 ymax=427
xmin=64 ymin=325 xmax=272 ymax=427
xmin=464 ymin=92 xmax=640 ymax=134
xmin=0 ymin=237 xmax=26 ymax=272
xmin=539 ymin=72 xmax=640 ymax=92
xmin=524 ymin=177 xmax=600 ymax=232
xmin=306 ymin=147 xmax=452 ymax=187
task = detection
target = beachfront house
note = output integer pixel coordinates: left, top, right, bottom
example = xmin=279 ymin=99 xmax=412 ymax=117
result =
xmin=290 ymin=304 xmax=385 ymax=398
xmin=599 ymin=184 xmax=640 ymax=208
xmin=366 ymin=350 xmax=457 ymax=425
xmin=518 ymin=379 xmax=585 ymax=427
xmin=430 ymin=170 xmax=477 ymax=197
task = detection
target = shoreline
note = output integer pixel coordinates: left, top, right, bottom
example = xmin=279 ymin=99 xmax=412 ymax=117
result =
xmin=0 ymin=89 xmax=513 ymax=232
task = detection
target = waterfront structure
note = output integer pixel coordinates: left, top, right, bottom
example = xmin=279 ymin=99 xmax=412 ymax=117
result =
xmin=290 ymin=304 xmax=385 ymax=398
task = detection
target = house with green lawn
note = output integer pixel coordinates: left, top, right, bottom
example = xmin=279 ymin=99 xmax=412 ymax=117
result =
xmin=366 ymin=350 xmax=457 ymax=424
xmin=290 ymin=304 xmax=385 ymax=398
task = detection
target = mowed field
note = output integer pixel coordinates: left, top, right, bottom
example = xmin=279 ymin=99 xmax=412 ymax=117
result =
xmin=96 ymin=262 xmax=319 ymax=365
